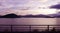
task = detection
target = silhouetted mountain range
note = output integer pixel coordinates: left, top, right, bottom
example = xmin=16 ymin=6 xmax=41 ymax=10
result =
xmin=21 ymin=14 xmax=52 ymax=18
xmin=0 ymin=12 xmax=60 ymax=18
xmin=0 ymin=13 xmax=20 ymax=18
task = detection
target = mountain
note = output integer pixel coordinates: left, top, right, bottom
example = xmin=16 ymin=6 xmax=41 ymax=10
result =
xmin=1 ymin=13 xmax=20 ymax=18
xmin=1 ymin=12 xmax=60 ymax=18
xmin=22 ymin=14 xmax=52 ymax=18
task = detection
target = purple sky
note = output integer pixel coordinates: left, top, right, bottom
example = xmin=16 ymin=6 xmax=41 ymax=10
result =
xmin=0 ymin=0 xmax=60 ymax=15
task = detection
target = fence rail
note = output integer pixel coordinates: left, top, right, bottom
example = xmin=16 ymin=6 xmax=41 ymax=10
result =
xmin=0 ymin=25 xmax=60 ymax=32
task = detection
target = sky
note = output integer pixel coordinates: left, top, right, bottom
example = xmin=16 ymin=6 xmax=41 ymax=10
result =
xmin=0 ymin=0 xmax=60 ymax=15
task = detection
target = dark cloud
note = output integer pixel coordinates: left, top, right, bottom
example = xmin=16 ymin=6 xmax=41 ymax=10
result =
xmin=50 ymin=4 xmax=60 ymax=9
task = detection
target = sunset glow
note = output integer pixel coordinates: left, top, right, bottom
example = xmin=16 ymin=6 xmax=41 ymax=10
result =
xmin=0 ymin=0 xmax=60 ymax=15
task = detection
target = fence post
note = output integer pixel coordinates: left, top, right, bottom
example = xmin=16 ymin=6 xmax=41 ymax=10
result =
xmin=47 ymin=25 xmax=49 ymax=31
xmin=29 ymin=25 xmax=31 ymax=32
xmin=11 ymin=25 xmax=13 ymax=32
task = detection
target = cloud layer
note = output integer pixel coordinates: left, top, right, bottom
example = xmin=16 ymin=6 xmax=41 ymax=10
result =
xmin=0 ymin=0 xmax=59 ymax=15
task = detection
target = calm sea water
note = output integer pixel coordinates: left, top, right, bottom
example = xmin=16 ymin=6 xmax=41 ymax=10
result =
xmin=0 ymin=18 xmax=58 ymax=25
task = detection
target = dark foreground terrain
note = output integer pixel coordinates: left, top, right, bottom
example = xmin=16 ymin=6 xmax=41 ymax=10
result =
xmin=0 ymin=25 xmax=60 ymax=33
xmin=0 ymin=31 xmax=60 ymax=33
xmin=0 ymin=30 xmax=60 ymax=33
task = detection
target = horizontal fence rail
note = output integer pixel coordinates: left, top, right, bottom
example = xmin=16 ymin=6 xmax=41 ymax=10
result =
xmin=0 ymin=25 xmax=60 ymax=32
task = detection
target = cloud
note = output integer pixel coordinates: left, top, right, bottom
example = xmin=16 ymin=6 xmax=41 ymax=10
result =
xmin=0 ymin=0 xmax=57 ymax=15
xmin=50 ymin=4 xmax=60 ymax=9
xmin=33 ymin=0 xmax=48 ymax=2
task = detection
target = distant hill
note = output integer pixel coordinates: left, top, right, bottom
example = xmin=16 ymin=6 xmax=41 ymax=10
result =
xmin=0 ymin=12 xmax=60 ymax=18
xmin=0 ymin=14 xmax=55 ymax=18
xmin=0 ymin=13 xmax=20 ymax=18
xmin=21 ymin=14 xmax=53 ymax=18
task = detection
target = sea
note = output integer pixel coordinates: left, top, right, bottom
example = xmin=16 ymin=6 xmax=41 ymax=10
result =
xmin=0 ymin=18 xmax=59 ymax=25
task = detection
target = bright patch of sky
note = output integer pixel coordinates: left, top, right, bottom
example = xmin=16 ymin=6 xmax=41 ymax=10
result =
xmin=0 ymin=0 xmax=60 ymax=15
